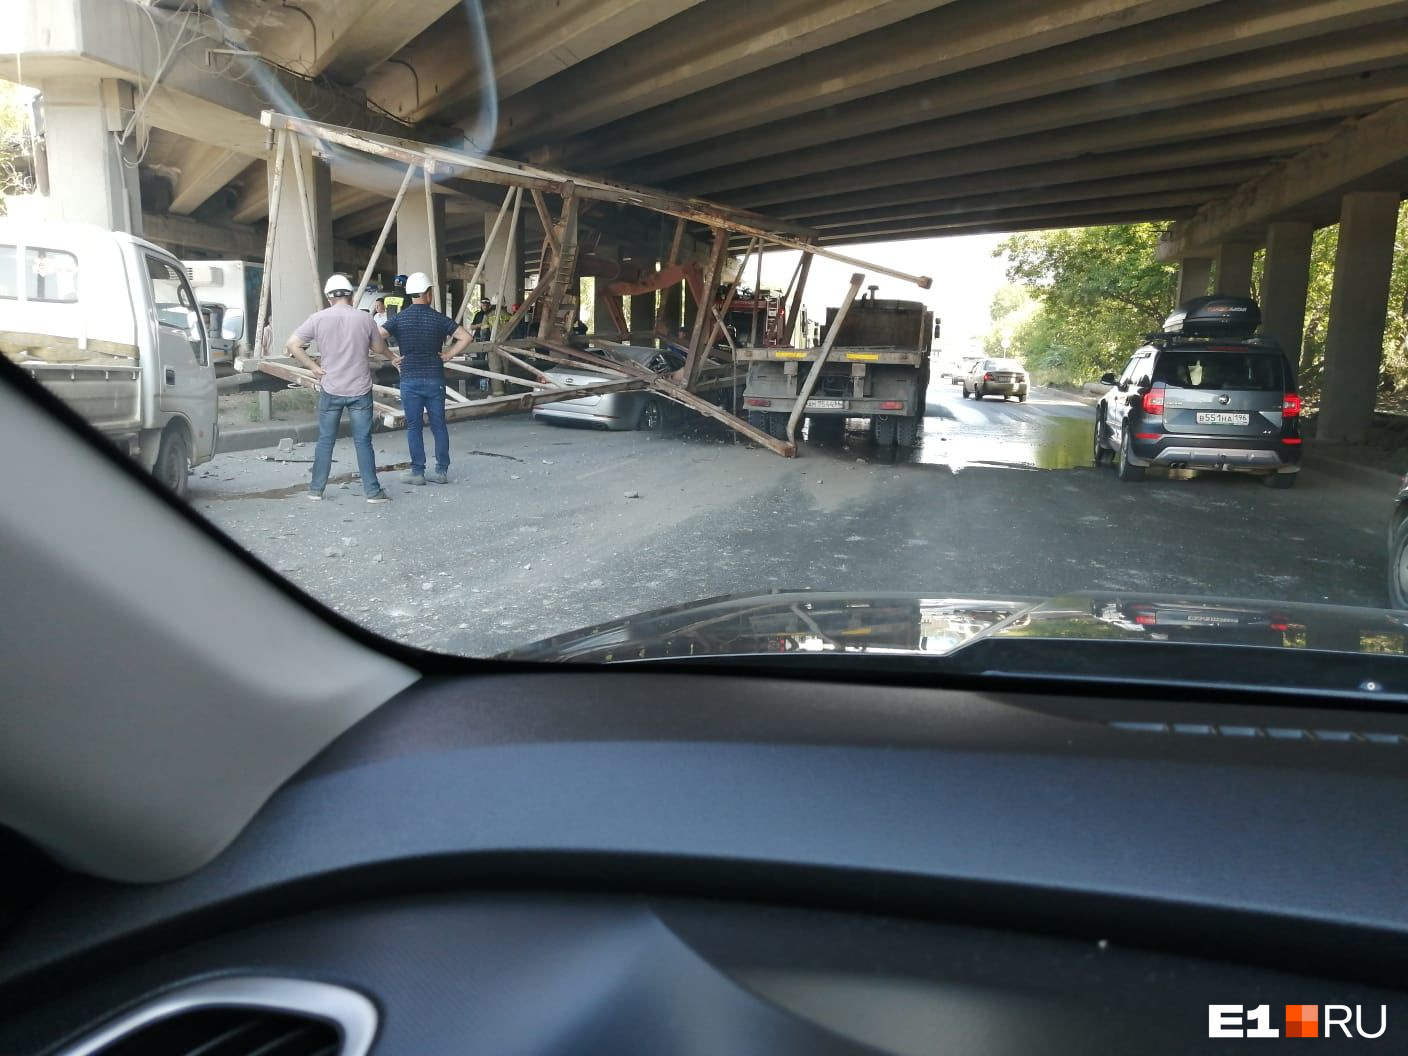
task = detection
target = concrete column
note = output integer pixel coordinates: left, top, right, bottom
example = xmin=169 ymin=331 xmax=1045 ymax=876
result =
xmin=269 ymin=140 xmax=332 ymax=356
xmin=595 ymin=285 xmax=621 ymax=338
xmin=39 ymin=78 xmax=142 ymax=233
xmin=631 ymin=287 xmax=657 ymax=338
xmin=482 ymin=206 xmax=520 ymax=313
xmin=396 ymin=190 xmax=447 ymax=307
xmin=1318 ymin=191 xmax=1402 ymax=444
xmin=663 ymin=282 xmax=684 ymax=338
xmin=1175 ymin=257 xmax=1211 ymax=304
xmin=1213 ymin=241 xmax=1256 ymax=298
xmin=1259 ymin=221 xmax=1313 ymax=372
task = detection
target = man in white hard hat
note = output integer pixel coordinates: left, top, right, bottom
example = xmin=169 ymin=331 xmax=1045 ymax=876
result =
xmin=286 ymin=273 xmax=396 ymax=503
xmin=379 ymin=271 xmax=472 ymax=485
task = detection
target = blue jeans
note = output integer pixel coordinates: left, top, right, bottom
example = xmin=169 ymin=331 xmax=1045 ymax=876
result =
xmin=400 ymin=377 xmax=449 ymax=475
xmin=310 ymin=390 xmax=381 ymax=497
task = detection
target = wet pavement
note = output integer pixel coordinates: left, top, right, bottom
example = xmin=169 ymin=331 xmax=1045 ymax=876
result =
xmin=189 ymin=386 xmax=1394 ymax=657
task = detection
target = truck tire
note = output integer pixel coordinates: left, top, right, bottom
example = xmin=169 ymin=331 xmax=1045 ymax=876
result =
xmin=873 ymin=415 xmax=897 ymax=446
xmin=154 ymin=425 xmax=191 ymax=498
xmin=894 ymin=414 xmax=919 ymax=448
xmin=766 ymin=412 xmax=791 ymax=441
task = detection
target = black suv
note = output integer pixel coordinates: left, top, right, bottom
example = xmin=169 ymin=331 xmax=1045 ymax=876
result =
xmin=1093 ymin=297 xmax=1301 ymax=487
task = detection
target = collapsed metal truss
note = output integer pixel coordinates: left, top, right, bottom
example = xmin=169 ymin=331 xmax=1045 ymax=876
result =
xmin=243 ymin=111 xmax=932 ymax=457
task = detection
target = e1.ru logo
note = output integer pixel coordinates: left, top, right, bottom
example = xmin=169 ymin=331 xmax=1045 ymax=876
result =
xmin=1209 ymin=1005 xmax=1387 ymax=1038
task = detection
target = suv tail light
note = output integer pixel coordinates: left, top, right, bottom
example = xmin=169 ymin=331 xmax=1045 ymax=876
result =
xmin=1141 ymin=383 xmax=1166 ymax=415
xmin=1282 ymin=393 xmax=1302 ymax=417
xmin=983 ymin=372 xmax=993 ymax=381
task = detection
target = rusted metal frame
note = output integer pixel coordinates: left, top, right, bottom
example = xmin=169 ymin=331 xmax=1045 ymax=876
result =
xmin=442 ymin=385 xmax=473 ymax=405
xmin=491 ymin=342 xmax=555 ymax=382
xmin=260 ymin=112 xmax=932 ymax=289
xmin=715 ymin=236 xmax=757 ymax=340
xmin=441 ymin=377 xmax=649 ymax=423
xmin=531 ymin=190 xmax=560 ymax=255
xmin=443 ymin=361 xmax=555 ymax=390
xmin=255 ymin=358 xmax=401 ymax=419
xmin=786 ymin=250 xmax=814 ymax=347
xmin=786 ymin=272 xmax=864 ymax=443
xmin=541 ymin=338 xmax=794 ymax=457
xmin=520 ymin=345 xmax=631 ymax=378
xmin=494 ymin=278 xmax=547 ymax=345
xmin=749 ymin=241 xmax=764 ymax=348
xmin=354 ymin=162 xmax=416 ymax=307
xmin=423 ymin=166 xmax=441 ymax=310
xmin=665 ymin=217 xmax=687 ymax=267
xmin=537 ymin=185 xmax=579 ymax=340
xmin=489 ymin=188 xmax=523 ymax=343
xmin=454 ymin=186 xmax=516 ymax=326
xmin=253 ymin=129 xmax=288 ymax=362
xmin=286 ymin=133 xmax=324 ymax=314
xmin=681 ymin=231 xmax=729 ymax=388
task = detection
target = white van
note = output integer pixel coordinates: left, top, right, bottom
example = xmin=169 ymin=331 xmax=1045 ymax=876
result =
xmin=0 ymin=221 xmax=217 ymax=496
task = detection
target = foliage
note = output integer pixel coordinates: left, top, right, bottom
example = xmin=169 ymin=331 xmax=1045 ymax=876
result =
xmin=990 ymin=209 xmax=1408 ymax=399
xmin=0 ymin=80 xmax=35 ymax=213
xmin=991 ymin=223 xmax=1177 ymax=385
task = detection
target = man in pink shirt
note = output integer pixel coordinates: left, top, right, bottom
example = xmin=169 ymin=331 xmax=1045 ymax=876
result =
xmin=286 ymin=274 xmax=396 ymax=502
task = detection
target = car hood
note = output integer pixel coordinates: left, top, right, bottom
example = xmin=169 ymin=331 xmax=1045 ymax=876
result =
xmin=499 ymin=591 xmax=1408 ymax=701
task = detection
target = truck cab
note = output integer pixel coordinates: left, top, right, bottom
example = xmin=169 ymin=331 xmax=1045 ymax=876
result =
xmin=1 ymin=221 xmax=218 ymax=496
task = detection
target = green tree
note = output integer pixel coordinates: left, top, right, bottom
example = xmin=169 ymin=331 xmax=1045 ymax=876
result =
xmin=993 ymin=223 xmax=1177 ymax=384
xmin=0 ymin=79 xmax=35 ymax=213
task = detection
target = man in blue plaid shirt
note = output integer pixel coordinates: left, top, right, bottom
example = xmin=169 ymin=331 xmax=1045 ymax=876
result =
xmin=380 ymin=272 xmax=472 ymax=485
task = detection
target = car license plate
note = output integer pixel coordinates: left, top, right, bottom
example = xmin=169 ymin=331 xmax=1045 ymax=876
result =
xmin=1196 ymin=411 xmax=1249 ymax=425
xmin=807 ymin=399 xmax=846 ymax=409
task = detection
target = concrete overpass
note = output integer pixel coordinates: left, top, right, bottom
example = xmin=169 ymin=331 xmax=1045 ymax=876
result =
xmin=5 ymin=0 xmax=1408 ymax=440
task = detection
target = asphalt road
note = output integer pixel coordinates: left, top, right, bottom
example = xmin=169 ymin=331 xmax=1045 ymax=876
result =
xmin=190 ymin=383 xmax=1394 ymax=657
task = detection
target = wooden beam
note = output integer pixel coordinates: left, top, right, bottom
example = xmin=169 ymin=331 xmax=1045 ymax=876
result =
xmin=786 ymin=272 xmax=864 ymax=442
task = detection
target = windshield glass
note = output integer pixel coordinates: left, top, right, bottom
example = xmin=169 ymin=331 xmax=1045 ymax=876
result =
xmin=3 ymin=4 xmax=1408 ymax=686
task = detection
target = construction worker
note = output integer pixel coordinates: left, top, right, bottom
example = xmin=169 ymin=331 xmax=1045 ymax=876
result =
xmin=380 ymin=271 xmax=472 ymax=485
xmin=470 ymin=297 xmax=491 ymax=341
xmin=287 ymin=274 xmax=395 ymax=503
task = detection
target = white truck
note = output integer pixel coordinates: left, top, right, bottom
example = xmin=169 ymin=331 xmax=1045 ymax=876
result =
xmin=184 ymin=258 xmax=263 ymax=366
xmin=0 ymin=221 xmax=218 ymax=496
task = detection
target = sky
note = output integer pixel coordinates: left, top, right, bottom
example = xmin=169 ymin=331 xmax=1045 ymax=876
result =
xmin=748 ymin=233 xmax=1012 ymax=356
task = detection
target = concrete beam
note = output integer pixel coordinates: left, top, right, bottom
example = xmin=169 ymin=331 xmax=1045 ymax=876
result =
xmin=360 ymin=0 xmax=705 ymax=127
xmin=801 ymin=167 xmax=1261 ymax=231
xmin=563 ymin=0 xmax=1220 ymax=171
xmin=141 ymin=211 xmax=368 ymax=270
xmin=1318 ymin=191 xmax=1402 ymax=443
xmin=1260 ymin=221 xmax=1314 ymax=367
xmin=2 ymin=0 xmax=407 ymax=161
xmin=1159 ymin=97 xmax=1408 ymax=258
xmin=815 ymin=209 xmax=1199 ymax=247
xmin=721 ymin=67 xmax=1408 ymax=211
xmin=330 ymin=186 xmax=384 ymax=221
xmin=498 ymin=0 xmax=944 ymax=150
xmin=802 ymin=190 xmax=1213 ymax=243
xmin=316 ymin=0 xmax=460 ymax=83
xmin=772 ymin=126 xmax=1329 ymax=221
xmin=334 ymin=201 xmax=395 ymax=240
xmin=231 ymin=161 xmax=269 ymax=224
xmin=679 ymin=33 xmax=1408 ymax=195
xmin=169 ymin=142 xmax=255 ymax=216
xmin=631 ymin=0 xmax=1408 ymax=182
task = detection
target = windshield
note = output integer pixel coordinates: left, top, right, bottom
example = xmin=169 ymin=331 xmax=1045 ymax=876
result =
xmin=4 ymin=3 xmax=1408 ymax=690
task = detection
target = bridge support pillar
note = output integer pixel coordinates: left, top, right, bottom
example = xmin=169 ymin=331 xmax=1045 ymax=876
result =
xmin=1260 ymin=221 xmax=1313 ymax=374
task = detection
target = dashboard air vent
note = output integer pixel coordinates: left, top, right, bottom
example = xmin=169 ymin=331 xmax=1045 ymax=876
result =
xmin=59 ymin=978 xmax=376 ymax=1056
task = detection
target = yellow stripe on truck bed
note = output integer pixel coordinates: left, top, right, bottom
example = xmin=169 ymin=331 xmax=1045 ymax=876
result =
xmin=845 ymin=352 xmax=880 ymax=361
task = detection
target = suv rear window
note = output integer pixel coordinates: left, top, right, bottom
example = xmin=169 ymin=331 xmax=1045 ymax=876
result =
xmin=1153 ymin=349 xmax=1284 ymax=391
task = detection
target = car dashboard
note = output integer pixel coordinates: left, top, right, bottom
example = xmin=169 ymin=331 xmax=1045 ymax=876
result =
xmin=2 ymin=669 xmax=1407 ymax=1054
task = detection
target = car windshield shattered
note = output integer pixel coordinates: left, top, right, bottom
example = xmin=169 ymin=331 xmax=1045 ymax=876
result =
xmin=4 ymin=0 xmax=1408 ymax=702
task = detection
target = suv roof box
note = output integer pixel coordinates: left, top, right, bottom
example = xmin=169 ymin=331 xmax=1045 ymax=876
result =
xmin=1161 ymin=296 xmax=1261 ymax=339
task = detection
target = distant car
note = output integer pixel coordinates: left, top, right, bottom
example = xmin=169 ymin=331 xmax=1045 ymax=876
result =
xmin=1093 ymin=296 xmax=1300 ymax=487
xmin=962 ymin=358 xmax=1028 ymax=401
xmin=532 ymin=344 xmax=683 ymax=431
xmin=949 ymin=356 xmax=979 ymax=384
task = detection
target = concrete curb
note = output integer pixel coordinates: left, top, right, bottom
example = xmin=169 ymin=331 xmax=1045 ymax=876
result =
xmin=1300 ymin=450 xmax=1400 ymax=490
xmin=216 ymin=420 xmax=323 ymax=454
